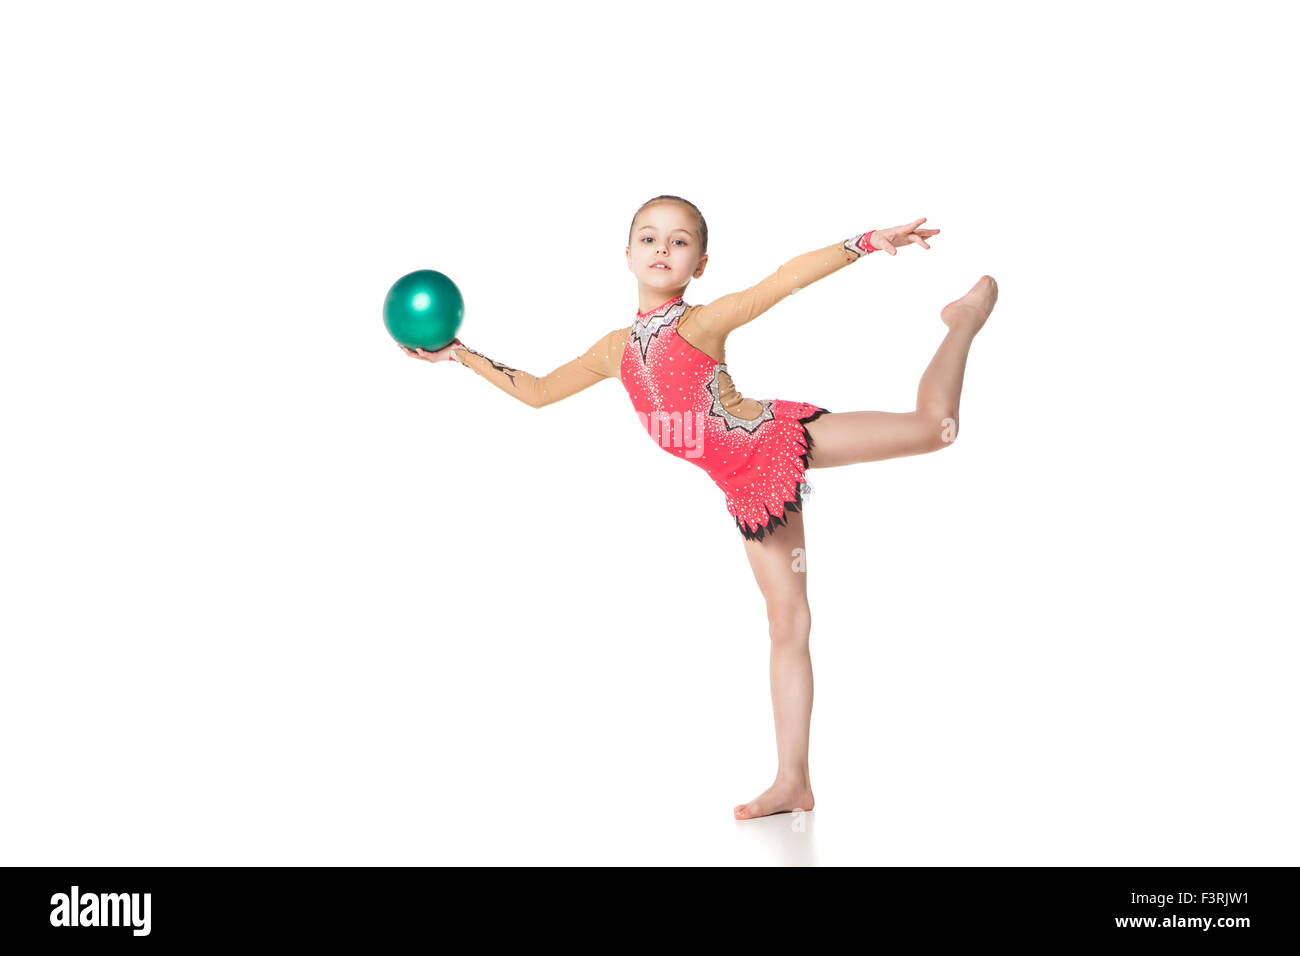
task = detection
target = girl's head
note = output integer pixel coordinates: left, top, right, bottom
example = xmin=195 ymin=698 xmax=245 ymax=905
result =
xmin=626 ymin=195 xmax=709 ymax=293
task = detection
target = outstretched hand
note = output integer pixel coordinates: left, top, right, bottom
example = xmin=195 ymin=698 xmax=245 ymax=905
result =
xmin=870 ymin=218 xmax=940 ymax=256
xmin=399 ymin=337 xmax=465 ymax=363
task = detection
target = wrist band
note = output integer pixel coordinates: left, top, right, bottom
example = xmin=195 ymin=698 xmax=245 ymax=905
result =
xmin=844 ymin=231 xmax=878 ymax=259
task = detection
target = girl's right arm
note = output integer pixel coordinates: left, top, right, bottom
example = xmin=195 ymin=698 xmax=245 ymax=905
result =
xmin=402 ymin=327 xmax=627 ymax=408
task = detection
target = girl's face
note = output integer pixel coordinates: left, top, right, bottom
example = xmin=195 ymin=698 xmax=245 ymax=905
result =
xmin=626 ymin=203 xmax=707 ymax=289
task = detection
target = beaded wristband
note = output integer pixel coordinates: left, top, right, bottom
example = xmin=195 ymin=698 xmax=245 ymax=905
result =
xmin=844 ymin=230 xmax=878 ymax=259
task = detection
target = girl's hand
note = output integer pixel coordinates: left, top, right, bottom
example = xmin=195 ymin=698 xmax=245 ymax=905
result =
xmin=870 ymin=218 xmax=940 ymax=256
xmin=399 ymin=337 xmax=465 ymax=363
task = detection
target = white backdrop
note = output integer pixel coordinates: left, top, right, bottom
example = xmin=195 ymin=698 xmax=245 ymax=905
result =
xmin=2 ymin=0 xmax=1295 ymax=865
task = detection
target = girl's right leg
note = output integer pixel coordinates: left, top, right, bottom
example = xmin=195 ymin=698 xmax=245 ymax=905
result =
xmin=804 ymin=275 xmax=997 ymax=468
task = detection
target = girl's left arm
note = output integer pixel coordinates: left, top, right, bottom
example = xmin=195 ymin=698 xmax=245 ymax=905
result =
xmin=691 ymin=232 xmax=879 ymax=340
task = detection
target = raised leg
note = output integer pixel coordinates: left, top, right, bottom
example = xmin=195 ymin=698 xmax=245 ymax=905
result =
xmin=734 ymin=506 xmax=817 ymax=820
xmin=803 ymin=275 xmax=997 ymax=468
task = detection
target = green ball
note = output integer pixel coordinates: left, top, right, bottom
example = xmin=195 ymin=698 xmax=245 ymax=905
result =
xmin=383 ymin=270 xmax=463 ymax=351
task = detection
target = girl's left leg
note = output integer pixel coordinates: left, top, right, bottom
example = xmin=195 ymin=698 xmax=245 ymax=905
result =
xmin=734 ymin=506 xmax=817 ymax=820
xmin=802 ymin=275 xmax=996 ymax=467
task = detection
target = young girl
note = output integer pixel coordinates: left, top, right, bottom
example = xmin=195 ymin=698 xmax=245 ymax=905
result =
xmin=402 ymin=195 xmax=998 ymax=820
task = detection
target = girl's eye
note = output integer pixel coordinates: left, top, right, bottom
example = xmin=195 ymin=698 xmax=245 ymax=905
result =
xmin=674 ymin=239 xmax=687 ymax=246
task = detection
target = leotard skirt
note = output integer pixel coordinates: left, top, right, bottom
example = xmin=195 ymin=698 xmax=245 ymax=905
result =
xmin=712 ymin=401 xmax=830 ymax=542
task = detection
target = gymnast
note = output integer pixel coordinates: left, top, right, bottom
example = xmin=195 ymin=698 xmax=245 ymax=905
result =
xmin=402 ymin=195 xmax=998 ymax=820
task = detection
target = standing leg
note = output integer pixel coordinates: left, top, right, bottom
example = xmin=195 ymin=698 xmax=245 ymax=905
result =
xmin=803 ymin=275 xmax=997 ymax=467
xmin=734 ymin=506 xmax=817 ymax=820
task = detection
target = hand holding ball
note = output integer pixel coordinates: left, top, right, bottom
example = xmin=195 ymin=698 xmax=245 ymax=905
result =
xmin=401 ymin=338 xmax=464 ymax=363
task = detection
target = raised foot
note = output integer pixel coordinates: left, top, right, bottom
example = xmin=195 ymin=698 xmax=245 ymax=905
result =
xmin=940 ymin=275 xmax=998 ymax=333
xmin=734 ymin=778 xmax=815 ymax=820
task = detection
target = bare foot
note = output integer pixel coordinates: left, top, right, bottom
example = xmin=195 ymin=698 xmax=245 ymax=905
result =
xmin=940 ymin=275 xmax=998 ymax=334
xmin=734 ymin=778 xmax=815 ymax=820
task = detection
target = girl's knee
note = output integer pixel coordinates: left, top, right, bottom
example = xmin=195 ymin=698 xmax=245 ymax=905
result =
xmin=767 ymin=602 xmax=811 ymax=644
xmin=917 ymin=409 xmax=958 ymax=451
xmin=935 ymin=413 xmax=958 ymax=448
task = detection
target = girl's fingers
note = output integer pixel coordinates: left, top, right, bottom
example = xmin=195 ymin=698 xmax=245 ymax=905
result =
xmin=399 ymin=343 xmax=454 ymax=363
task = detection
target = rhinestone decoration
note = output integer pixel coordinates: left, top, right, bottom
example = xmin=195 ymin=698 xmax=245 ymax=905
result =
xmin=843 ymin=232 xmax=875 ymax=260
xmin=630 ymin=298 xmax=687 ymax=362
xmin=706 ymin=364 xmax=775 ymax=434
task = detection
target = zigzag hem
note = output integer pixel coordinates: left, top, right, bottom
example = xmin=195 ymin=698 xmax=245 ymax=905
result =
xmin=734 ymin=407 xmax=831 ymax=542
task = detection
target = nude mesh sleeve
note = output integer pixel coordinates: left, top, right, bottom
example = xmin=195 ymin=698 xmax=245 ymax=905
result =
xmin=689 ymin=234 xmax=875 ymax=340
xmin=452 ymin=327 xmax=626 ymax=408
